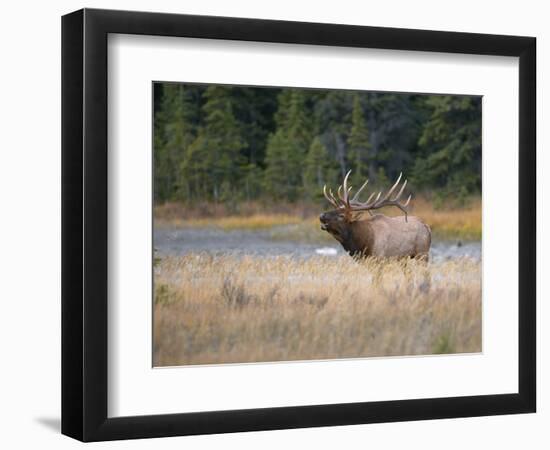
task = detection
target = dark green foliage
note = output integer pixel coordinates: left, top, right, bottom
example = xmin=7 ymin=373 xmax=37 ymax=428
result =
xmin=313 ymin=90 xmax=354 ymax=179
xmin=229 ymin=86 xmax=279 ymax=165
xmin=154 ymin=83 xmax=198 ymax=202
xmin=412 ymin=96 xmax=482 ymax=203
xmin=181 ymin=85 xmax=245 ymax=201
xmin=361 ymin=93 xmax=423 ymax=181
xmin=154 ymin=82 xmax=482 ymax=204
xmin=303 ymin=137 xmax=337 ymax=201
xmin=286 ymin=90 xmax=313 ymax=153
xmin=263 ymin=130 xmax=303 ymax=201
xmin=348 ymin=94 xmax=371 ymax=187
xmin=262 ymin=89 xmax=315 ymax=201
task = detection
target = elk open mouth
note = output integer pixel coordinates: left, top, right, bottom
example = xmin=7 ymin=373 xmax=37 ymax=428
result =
xmin=320 ymin=224 xmax=327 ymax=231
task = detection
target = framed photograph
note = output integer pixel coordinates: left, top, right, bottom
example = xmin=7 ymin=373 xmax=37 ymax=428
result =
xmin=61 ymin=8 xmax=536 ymax=441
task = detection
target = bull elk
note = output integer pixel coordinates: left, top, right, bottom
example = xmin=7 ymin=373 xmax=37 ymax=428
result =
xmin=320 ymin=171 xmax=431 ymax=260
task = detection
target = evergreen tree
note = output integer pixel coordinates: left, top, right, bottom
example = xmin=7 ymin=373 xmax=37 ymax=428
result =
xmin=313 ymin=91 xmax=354 ymax=178
xmin=263 ymin=90 xmax=313 ymax=200
xmin=360 ymin=92 xmax=421 ymax=182
xmin=241 ymin=163 xmax=264 ymax=201
xmin=274 ymin=89 xmax=293 ymax=129
xmin=412 ymin=95 xmax=481 ymax=200
xmin=303 ymin=137 xmax=336 ymax=201
xmin=183 ymin=86 xmax=245 ymax=201
xmin=263 ymin=130 xmax=302 ymax=201
xmin=153 ymin=82 xmax=483 ymax=206
xmin=154 ymin=83 xmax=196 ymax=202
xmin=230 ymin=87 xmax=280 ymax=165
xmin=286 ymin=89 xmax=312 ymax=153
xmin=347 ymin=94 xmax=371 ymax=187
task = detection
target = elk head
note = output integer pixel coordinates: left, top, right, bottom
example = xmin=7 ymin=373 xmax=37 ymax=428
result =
xmin=319 ymin=171 xmax=411 ymax=243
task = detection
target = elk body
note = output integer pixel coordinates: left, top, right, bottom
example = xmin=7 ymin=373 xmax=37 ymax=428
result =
xmin=320 ymin=171 xmax=431 ymax=259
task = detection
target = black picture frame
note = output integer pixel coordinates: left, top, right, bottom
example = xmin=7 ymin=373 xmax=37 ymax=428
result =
xmin=62 ymin=8 xmax=536 ymax=442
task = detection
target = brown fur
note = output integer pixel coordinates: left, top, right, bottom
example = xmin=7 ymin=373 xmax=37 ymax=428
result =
xmin=320 ymin=211 xmax=431 ymax=259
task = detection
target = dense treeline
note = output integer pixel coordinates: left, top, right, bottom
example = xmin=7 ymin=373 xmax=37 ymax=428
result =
xmin=154 ymin=83 xmax=481 ymax=205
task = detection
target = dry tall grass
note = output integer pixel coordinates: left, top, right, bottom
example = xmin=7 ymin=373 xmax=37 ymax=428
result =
xmin=153 ymin=254 xmax=481 ymax=366
xmin=154 ymin=196 xmax=481 ymax=240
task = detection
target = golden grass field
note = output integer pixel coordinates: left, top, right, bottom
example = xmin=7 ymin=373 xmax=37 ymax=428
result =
xmin=154 ymin=196 xmax=482 ymax=240
xmin=153 ymin=254 xmax=481 ymax=366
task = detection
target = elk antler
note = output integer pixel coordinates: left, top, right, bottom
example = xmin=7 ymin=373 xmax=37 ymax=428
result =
xmin=323 ymin=171 xmax=412 ymax=221
xmin=323 ymin=184 xmax=340 ymax=209
xmin=323 ymin=169 xmax=353 ymax=209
